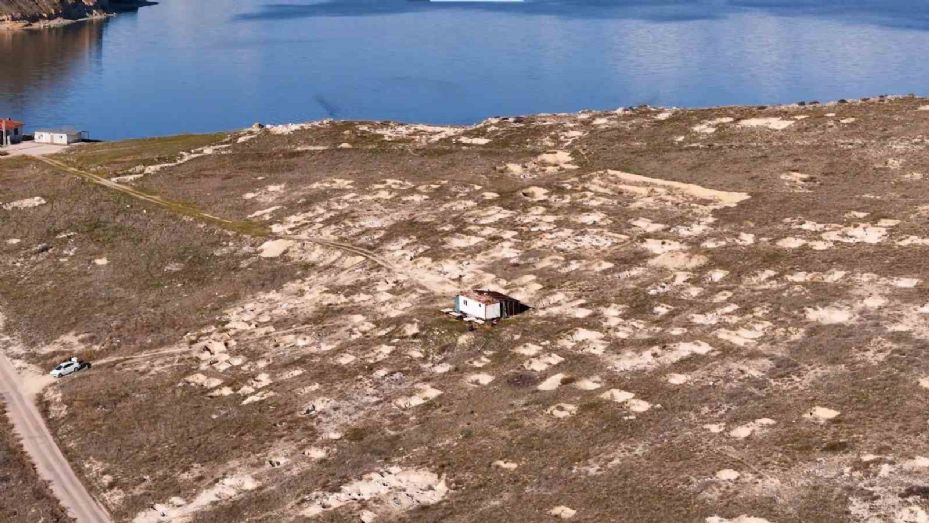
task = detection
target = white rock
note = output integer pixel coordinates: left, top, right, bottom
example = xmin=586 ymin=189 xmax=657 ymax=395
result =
xmin=550 ymin=506 xmax=576 ymax=519
xmin=259 ymin=239 xmax=293 ymax=258
xmin=806 ymin=406 xmax=840 ymax=421
xmin=715 ymin=469 xmax=740 ymax=481
xmin=600 ymin=389 xmax=635 ymax=403
xmin=2 ymin=197 xmax=46 ymax=210
xmin=492 ymin=460 xmax=518 ymax=470
xmin=465 ymin=373 xmax=494 ymax=386
xmin=537 ymin=373 xmax=566 ymax=391
xmin=304 ymin=447 xmax=328 ymax=460
xmin=738 ymin=117 xmax=794 ymax=130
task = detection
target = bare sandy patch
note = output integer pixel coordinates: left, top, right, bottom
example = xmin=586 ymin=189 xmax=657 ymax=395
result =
xmin=465 ymin=373 xmax=495 ymax=386
xmin=393 ymin=384 xmax=442 ymax=409
xmin=738 ymin=117 xmax=795 ymax=130
xmin=457 ymin=137 xmax=491 ymax=145
xmin=693 ymin=117 xmax=734 ymax=134
xmin=822 ymin=225 xmax=888 ymax=244
xmin=2 ymin=196 xmax=46 ymax=210
xmin=258 ymin=239 xmax=293 ymax=258
xmin=610 ymin=341 xmax=714 ymax=372
xmin=599 ymin=170 xmax=750 ymax=207
xmin=537 ymin=150 xmax=577 ymax=170
xmin=641 ymin=238 xmax=686 ymax=255
xmin=133 ymin=475 xmax=259 ymax=523
xmin=728 ymin=418 xmax=776 ymax=439
xmin=805 ymin=406 xmax=840 ymax=422
xmin=520 ymin=186 xmax=550 ymax=201
xmin=301 ymin=467 xmax=447 ymax=518
xmin=805 ymin=306 xmax=854 ymax=325
xmin=706 ymin=516 xmax=772 ymax=523
xmin=715 ymin=469 xmax=740 ymax=481
xmin=492 ymin=460 xmax=518 ymax=471
xmin=537 ymin=373 xmax=567 ymax=391
xmin=648 ymin=251 xmax=709 ymax=270
xmin=524 ymin=353 xmax=564 ymax=372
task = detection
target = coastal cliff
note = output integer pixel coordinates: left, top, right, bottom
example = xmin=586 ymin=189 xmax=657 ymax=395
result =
xmin=0 ymin=0 xmax=148 ymax=27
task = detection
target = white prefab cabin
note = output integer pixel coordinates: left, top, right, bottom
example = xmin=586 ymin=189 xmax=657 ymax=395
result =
xmin=457 ymin=292 xmax=501 ymax=320
xmin=34 ymin=128 xmax=86 ymax=145
xmin=454 ymin=290 xmax=528 ymax=321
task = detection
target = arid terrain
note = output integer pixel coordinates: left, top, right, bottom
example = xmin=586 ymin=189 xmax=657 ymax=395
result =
xmin=3 ymin=96 xmax=929 ymax=522
xmin=0 ymin=403 xmax=72 ymax=522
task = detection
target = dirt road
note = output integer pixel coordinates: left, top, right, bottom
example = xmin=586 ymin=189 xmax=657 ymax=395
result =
xmin=34 ymin=155 xmax=455 ymax=295
xmin=0 ymin=353 xmax=111 ymax=523
xmin=34 ymin=156 xmax=262 ymax=235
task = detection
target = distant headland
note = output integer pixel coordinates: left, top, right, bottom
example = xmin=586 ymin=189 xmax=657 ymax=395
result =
xmin=0 ymin=0 xmax=154 ymax=30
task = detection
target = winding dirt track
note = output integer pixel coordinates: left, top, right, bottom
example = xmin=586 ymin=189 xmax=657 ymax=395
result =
xmin=0 ymin=353 xmax=111 ymax=523
xmin=34 ymin=156 xmax=249 ymax=232
xmin=33 ymin=155 xmax=454 ymax=295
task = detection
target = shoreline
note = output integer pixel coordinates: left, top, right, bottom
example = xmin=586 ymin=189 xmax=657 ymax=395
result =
xmin=46 ymin=93 xmax=925 ymax=143
xmin=0 ymin=0 xmax=155 ymax=31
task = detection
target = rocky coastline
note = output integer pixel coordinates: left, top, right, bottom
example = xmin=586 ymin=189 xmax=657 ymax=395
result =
xmin=0 ymin=0 xmax=153 ymax=30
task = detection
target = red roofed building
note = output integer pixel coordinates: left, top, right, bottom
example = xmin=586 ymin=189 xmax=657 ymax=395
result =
xmin=1 ymin=119 xmax=24 ymax=146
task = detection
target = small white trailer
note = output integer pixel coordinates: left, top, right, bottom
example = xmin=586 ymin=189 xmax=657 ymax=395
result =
xmin=453 ymin=289 xmax=529 ymax=321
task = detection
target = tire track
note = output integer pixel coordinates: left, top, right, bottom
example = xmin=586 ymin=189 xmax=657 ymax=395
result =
xmin=33 ymin=155 xmax=455 ymax=295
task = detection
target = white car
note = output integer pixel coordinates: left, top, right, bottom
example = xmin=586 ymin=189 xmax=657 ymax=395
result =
xmin=50 ymin=357 xmax=91 ymax=378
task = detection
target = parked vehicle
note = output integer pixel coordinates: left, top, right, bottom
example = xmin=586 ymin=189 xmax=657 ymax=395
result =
xmin=49 ymin=357 xmax=91 ymax=378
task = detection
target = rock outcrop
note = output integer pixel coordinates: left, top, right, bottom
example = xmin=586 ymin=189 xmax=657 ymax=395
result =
xmin=0 ymin=0 xmax=147 ymax=26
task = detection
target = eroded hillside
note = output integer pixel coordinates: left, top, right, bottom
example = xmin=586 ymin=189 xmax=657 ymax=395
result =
xmin=3 ymin=97 xmax=929 ymax=521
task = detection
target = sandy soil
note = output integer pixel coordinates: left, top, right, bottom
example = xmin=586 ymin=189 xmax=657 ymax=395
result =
xmin=0 ymin=141 xmax=71 ymax=157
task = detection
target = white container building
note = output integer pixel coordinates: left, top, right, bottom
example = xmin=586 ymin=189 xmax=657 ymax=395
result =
xmin=454 ymin=289 xmax=528 ymax=321
xmin=34 ymin=128 xmax=86 ymax=145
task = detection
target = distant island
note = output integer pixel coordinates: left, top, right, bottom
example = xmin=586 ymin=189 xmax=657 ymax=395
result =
xmin=0 ymin=0 xmax=153 ymax=29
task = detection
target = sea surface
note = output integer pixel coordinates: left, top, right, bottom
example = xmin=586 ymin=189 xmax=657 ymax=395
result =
xmin=3 ymin=0 xmax=929 ymax=139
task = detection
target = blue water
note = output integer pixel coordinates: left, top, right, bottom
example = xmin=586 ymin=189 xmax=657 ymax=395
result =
xmin=2 ymin=0 xmax=929 ymax=139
